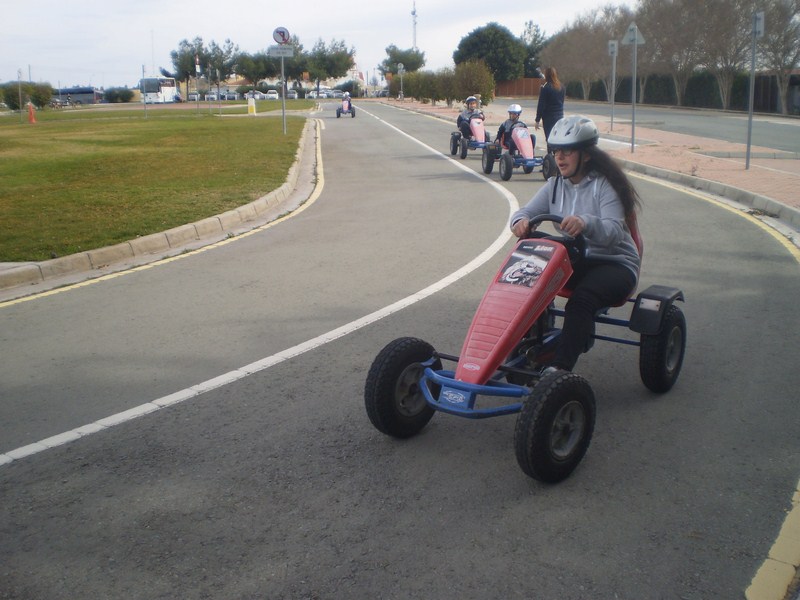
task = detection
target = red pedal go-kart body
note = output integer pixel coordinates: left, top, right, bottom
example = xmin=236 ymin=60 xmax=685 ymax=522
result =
xmin=455 ymin=239 xmax=570 ymax=385
xmin=450 ymin=114 xmax=490 ymax=158
xmin=364 ymin=215 xmax=686 ymax=483
xmin=482 ymin=122 xmax=557 ymax=180
xmin=336 ymin=99 xmax=355 ymax=118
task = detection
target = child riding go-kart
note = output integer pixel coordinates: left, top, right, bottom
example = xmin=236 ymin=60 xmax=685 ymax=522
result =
xmin=450 ymin=96 xmax=490 ymax=159
xmin=364 ymin=215 xmax=686 ymax=483
xmin=482 ymin=104 xmax=557 ymax=180
xmin=336 ymin=92 xmax=355 ymax=118
xmin=366 ymin=115 xmax=686 ymax=483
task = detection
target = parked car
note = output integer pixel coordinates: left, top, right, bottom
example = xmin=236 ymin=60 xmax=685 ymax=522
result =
xmin=188 ymin=93 xmax=199 ymax=101
xmin=331 ymin=90 xmax=344 ymax=98
xmin=245 ymin=91 xmax=266 ymax=100
xmin=376 ymin=90 xmax=390 ymax=98
xmin=221 ymin=91 xmax=240 ymax=101
xmin=266 ymin=90 xmax=279 ymax=100
xmin=206 ymin=92 xmax=218 ymax=101
xmin=286 ymin=90 xmax=298 ymax=99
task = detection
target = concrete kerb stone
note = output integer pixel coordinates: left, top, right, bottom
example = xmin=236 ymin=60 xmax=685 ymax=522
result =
xmin=620 ymin=159 xmax=800 ymax=230
xmin=0 ymin=118 xmax=315 ymax=293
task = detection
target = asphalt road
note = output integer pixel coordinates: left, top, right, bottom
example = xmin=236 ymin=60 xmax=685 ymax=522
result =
xmin=1 ymin=102 xmax=798 ymax=599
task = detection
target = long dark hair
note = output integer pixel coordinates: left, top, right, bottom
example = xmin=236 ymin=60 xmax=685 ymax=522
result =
xmin=545 ymin=67 xmax=562 ymax=91
xmin=583 ymin=146 xmax=641 ymax=217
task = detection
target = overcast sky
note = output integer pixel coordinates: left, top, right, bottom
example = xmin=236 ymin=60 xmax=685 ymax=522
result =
xmin=2 ymin=0 xmax=638 ymax=89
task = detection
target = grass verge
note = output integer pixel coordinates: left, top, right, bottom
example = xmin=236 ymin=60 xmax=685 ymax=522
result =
xmin=0 ymin=104 xmax=310 ymax=261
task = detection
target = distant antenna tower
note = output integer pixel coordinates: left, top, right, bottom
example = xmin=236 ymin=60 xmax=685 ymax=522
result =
xmin=411 ymin=1 xmax=418 ymax=51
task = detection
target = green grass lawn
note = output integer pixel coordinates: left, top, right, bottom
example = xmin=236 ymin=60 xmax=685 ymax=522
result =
xmin=0 ymin=103 xmax=312 ymax=261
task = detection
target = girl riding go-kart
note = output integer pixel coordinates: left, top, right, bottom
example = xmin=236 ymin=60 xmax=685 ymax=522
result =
xmin=365 ymin=115 xmax=686 ymax=483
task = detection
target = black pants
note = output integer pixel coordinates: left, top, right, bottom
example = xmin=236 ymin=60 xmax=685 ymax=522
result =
xmin=553 ymin=261 xmax=636 ymax=371
xmin=459 ymin=122 xmax=472 ymax=138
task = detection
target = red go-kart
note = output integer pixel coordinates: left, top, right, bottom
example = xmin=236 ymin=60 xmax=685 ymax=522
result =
xmin=450 ymin=113 xmax=490 ymax=159
xmin=365 ymin=215 xmax=686 ymax=483
xmin=336 ymin=98 xmax=355 ymax=118
xmin=482 ymin=121 xmax=557 ymax=181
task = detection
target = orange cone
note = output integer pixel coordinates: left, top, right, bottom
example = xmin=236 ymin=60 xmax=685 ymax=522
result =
xmin=28 ymin=103 xmax=36 ymax=124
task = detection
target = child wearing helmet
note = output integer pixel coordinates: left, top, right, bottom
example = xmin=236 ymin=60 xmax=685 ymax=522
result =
xmin=495 ymin=104 xmax=527 ymax=155
xmin=457 ymin=96 xmax=484 ymax=139
xmin=509 ymin=115 xmax=642 ymax=374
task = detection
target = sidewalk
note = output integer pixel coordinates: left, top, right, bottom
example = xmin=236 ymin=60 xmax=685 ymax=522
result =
xmin=2 ymin=100 xmax=798 ymax=300
xmin=397 ymin=97 xmax=800 ymax=231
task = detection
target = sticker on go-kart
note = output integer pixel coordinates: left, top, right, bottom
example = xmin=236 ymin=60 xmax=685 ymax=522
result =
xmin=499 ymin=243 xmax=553 ymax=288
xmin=441 ymin=389 xmax=467 ymax=404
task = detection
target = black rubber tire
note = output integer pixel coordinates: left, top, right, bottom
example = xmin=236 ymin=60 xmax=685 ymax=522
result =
xmin=542 ymin=154 xmax=556 ymax=180
xmin=460 ymin=137 xmax=469 ymax=159
xmin=639 ymin=304 xmax=686 ymax=393
xmin=351 ymin=108 xmax=356 ymax=118
xmin=450 ymin=135 xmax=459 ymax=155
xmin=364 ymin=337 xmax=440 ymax=438
xmin=336 ymin=109 xmax=341 ymax=118
xmin=500 ymin=153 xmax=514 ymax=181
xmin=523 ymin=164 xmax=534 ymax=174
xmin=514 ymin=372 xmax=595 ymax=483
xmin=482 ymin=148 xmax=494 ymax=174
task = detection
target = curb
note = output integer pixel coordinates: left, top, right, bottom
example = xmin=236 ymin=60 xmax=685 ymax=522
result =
xmin=0 ymin=119 xmax=314 ymax=294
xmin=618 ymin=159 xmax=800 ymax=230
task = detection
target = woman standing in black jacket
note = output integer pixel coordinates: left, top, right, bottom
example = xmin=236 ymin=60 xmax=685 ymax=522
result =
xmin=534 ymin=67 xmax=566 ymax=143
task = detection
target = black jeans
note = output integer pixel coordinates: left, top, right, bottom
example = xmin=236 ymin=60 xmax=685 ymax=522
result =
xmin=553 ymin=260 xmax=637 ymax=371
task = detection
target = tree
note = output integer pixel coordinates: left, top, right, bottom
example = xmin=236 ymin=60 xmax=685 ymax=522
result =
xmin=170 ymin=37 xmax=205 ymax=96
xmin=206 ymin=39 xmax=239 ymax=86
xmin=104 ymin=88 xmax=134 ymax=103
xmin=454 ymin=60 xmax=495 ymax=105
xmin=307 ymin=39 xmax=355 ymax=90
xmin=453 ymin=23 xmax=527 ymax=81
xmin=380 ymin=45 xmax=426 ymax=75
xmin=759 ymin=0 xmax=800 ymax=114
xmin=636 ymin=0 xmax=704 ymax=106
xmin=699 ymin=0 xmax=752 ymax=109
xmin=237 ymin=52 xmax=277 ymax=91
xmin=521 ymin=21 xmax=547 ymax=77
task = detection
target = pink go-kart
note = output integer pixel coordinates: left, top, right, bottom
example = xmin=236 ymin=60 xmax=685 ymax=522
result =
xmin=365 ymin=215 xmax=686 ymax=483
xmin=483 ymin=121 xmax=557 ymax=180
xmin=450 ymin=113 xmax=490 ymax=159
xmin=336 ymin=98 xmax=355 ymax=118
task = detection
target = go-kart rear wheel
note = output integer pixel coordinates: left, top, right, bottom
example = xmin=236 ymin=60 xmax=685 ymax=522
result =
xmin=481 ymin=148 xmax=494 ymax=174
xmin=639 ymin=305 xmax=686 ymax=393
xmin=514 ymin=371 xmax=595 ymax=483
xmin=365 ymin=337 xmax=440 ymax=438
xmin=450 ymin=134 xmax=459 ymax=156
xmin=336 ymin=108 xmax=341 ymax=118
xmin=499 ymin=153 xmax=514 ymax=181
xmin=460 ymin=137 xmax=469 ymax=159
xmin=542 ymin=154 xmax=557 ymax=180
xmin=351 ymin=108 xmax=356 ymax=118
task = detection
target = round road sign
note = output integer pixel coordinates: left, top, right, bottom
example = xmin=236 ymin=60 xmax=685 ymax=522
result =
xmin=273 ymin=27 xmax=290 ymax=45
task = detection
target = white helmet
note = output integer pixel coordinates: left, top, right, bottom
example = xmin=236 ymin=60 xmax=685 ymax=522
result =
xmin=507 ymin=103 xmax=522 ymax=115
xmin=548 ymin=115 xmax=599 ymax=150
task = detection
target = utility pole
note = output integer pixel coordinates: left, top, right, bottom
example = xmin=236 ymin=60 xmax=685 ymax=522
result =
xmin=411 ymin=2 xmax=417 ymax=50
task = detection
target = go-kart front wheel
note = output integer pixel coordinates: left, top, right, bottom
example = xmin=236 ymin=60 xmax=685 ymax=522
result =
xmin=449 ymin=134 xmax=459 ymax=156
xmin=514 ymin=371 xmax=595 ymax=483
xmin=499 ymin=153 xmax=514 ymax=181
xmin=364 ymin=337 xmax=441 ymax=438
xmin=336 ymin=108 xmax=341 ymax=118
xmin=523 ymin=164 xmax=534 ymax=174
xmin=639 ymin=304 xmax=686 ymax=393
xmin=542 ymin=154 xmax=557 ymax=180
xmin=460 ymin=137 xmax=469 ymax=159
xmin=481 ymin=148 xmax=494 ymax=174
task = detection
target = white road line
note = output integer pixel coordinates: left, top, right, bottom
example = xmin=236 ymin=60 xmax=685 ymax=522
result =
xmin=1 ymin=107 xmax=519 ymax=468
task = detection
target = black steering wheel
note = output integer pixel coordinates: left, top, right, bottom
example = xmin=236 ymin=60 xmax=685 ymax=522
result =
xmin=526 ymin=214 xmax=586 ymax=265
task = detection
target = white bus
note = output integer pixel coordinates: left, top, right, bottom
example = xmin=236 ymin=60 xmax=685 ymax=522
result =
xmin=139 ymin=77 xmax=180 ymax=103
